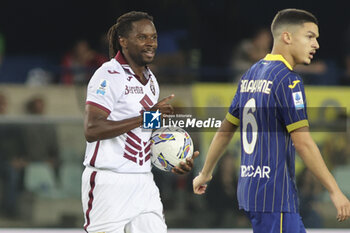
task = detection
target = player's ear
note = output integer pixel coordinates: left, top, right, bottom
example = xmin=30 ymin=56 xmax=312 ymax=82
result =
xmin=119 ymin=36 xmax=127 ymax=49
xmin=282 ymin=31 xmax=292 ymax=45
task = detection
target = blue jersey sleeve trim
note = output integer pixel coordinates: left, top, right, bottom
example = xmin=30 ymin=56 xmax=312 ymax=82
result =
xmin=286 ymin=119 xmax=309 ymax=132
xmin=226 ymin=113 xmax=240 ymax=126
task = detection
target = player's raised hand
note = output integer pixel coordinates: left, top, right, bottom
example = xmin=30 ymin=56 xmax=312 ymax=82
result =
xmin=193 ymin=171 xmax=212 ymax=195
xmin=150 ymin=94 xmax=175 ymax=115
xmin=172 ymin=151 xmax=199 ymax=175
xmin=330 ymin=191 xmax=350 ymax=222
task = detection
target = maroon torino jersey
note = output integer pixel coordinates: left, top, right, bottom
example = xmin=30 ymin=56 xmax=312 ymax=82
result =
xmin=84 ymin=51 xmax=159 ymax=173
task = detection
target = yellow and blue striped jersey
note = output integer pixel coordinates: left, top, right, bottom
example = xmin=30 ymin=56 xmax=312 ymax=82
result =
xmin=227 ymin=54 xmax=309 ymax=212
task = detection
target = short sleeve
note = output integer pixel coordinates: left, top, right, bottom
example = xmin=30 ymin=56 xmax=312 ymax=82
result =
xmin=86 ymin=67 xmax=124 ymax=114
xmin=274 ymin=74 xmax=309 ymax=132
xmin=226 ymin=85 xmax=240 ymax=126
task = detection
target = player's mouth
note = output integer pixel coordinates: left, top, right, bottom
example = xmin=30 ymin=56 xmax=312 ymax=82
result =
xmin=309 ymin=51 xmax=316 ymax=59
xmin=143 ymin=49 xmax=155 ymax=59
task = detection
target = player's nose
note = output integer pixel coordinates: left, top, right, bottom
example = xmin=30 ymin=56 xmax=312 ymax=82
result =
xmin=314 ymin=39 xmax=320 ymax=49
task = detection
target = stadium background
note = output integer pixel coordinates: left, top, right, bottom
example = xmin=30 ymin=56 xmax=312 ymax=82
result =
xmin=0 ymin=0 xmax=350 ymax=231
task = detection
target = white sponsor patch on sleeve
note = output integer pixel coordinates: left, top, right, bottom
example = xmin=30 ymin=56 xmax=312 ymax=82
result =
xmin=292 ymin=91 xmax=304 ymax=109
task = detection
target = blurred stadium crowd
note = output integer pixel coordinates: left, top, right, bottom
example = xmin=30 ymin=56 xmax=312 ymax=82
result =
xmin=1 ymin=0 xmax=350 ymax=85
xmin=0 ymin=0 xmax=350 ymax=230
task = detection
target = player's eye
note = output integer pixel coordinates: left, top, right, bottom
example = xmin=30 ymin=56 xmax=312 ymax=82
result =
xmin=138 ymin=35 xmax=147 ymax=40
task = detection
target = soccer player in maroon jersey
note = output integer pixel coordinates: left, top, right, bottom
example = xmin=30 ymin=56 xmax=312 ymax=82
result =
xmin=82 ymin=11 xmax=198 ymax=233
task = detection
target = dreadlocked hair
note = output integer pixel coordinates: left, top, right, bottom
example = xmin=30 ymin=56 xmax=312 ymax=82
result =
xmin=107 ymin=11 xmax=153 ymax=58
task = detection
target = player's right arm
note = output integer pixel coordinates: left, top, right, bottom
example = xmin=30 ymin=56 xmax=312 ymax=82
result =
xmin=84 ymin=104 xmax=142 ymax=142
xmin=291 ymin=126 xmax=350 ymax=222
xmin=84 ymin=95 xmax=175 ymax=142
xmin=193 ymin=119 xmax=238 ymax=194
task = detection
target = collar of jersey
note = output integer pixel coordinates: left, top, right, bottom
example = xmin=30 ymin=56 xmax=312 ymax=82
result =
xmin=263 ymin=54 xmax=293 ymax=70
xmin=115 ymin=51 xmax=135 ymax=74
xmin=114 ymin=51 xmax=151 ymax=85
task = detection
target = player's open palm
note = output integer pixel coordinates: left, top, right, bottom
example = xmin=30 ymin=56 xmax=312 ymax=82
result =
xmin=330 ymin=191 xmax=350 ymax=222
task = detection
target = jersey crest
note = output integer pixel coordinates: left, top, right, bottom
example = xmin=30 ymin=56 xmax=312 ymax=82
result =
xmin=150 ymin=79 xmax=156 ymax=96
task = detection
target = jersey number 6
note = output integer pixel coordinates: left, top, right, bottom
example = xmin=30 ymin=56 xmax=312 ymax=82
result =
xmin=242 ymin=98 xmax=258 ymax=154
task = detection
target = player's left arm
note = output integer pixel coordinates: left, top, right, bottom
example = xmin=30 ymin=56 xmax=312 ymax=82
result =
xmin=193 ymin=119 xmax=238 ymax=194
xmin=291 ymin=126 xmax=350 ymax=222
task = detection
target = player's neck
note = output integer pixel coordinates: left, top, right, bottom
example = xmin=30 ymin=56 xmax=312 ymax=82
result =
xmin=271 ymin=47 xmax=296 ymax=68
xmin=129 ymin=63 xmax=147 ymax=81
xmin=123 ymin=53 xmax=147 ymax=82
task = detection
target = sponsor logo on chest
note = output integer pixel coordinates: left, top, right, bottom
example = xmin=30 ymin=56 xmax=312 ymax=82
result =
xmin=125 ymin=85 xmax=144 ymax=95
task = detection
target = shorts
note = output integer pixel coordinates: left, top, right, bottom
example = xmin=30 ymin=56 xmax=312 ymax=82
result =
xmin=245 ymin=211 xmax=306 ymax=233
xmin=82 ymin=166 xmax=167 ymax=233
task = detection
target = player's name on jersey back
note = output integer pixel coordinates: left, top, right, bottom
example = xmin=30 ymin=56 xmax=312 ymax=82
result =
xmin=240 ymin=80 xmax=273 ymax=94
